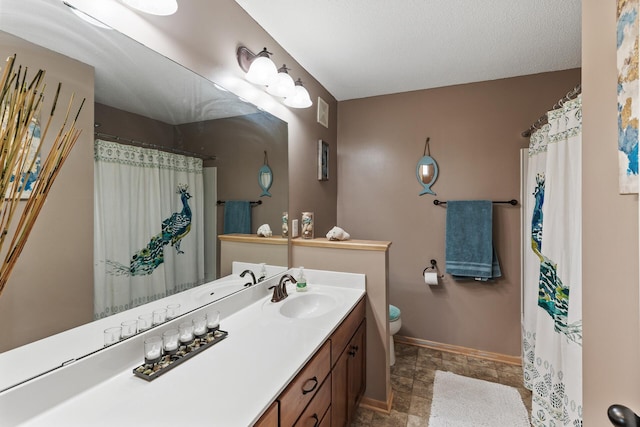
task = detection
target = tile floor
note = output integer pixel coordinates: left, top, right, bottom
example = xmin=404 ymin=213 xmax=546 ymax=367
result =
xmin=351 ymin=342 xmax=532 ymax=427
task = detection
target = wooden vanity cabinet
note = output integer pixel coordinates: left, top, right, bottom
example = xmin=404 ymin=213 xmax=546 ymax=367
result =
xmin=331 ymin=300 xmax=366 ymax=427
xmin=257 ymin=297 xmax=366 ymax=427
xmin=255 ymin=401 xmax=279 ymax=427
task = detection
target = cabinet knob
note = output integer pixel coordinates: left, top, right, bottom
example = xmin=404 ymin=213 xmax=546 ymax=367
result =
xmin=301 ymin=376 xmax=319 ymax=395
xmin=311 ymin=413 xmax=319 ymax=427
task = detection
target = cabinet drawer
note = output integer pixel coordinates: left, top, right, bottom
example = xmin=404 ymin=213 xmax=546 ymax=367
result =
xmin=293 ymin=375 xmax=331 ymax=427
xmin=330 ymin=297 xmax=365 ymax=367
xmin=279 ymin=340 xmax=331 ymax=427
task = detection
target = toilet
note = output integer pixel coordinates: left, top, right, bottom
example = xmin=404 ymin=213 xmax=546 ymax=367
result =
xmin=389 ymin=304 xmax=402 ymax=366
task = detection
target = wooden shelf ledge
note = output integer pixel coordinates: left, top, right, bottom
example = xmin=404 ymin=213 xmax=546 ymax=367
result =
xmin=291 ymin=238 xmax=391 ymax=252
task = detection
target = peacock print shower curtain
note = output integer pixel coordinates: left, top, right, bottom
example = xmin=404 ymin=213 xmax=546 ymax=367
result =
xmin=522 ymin=96 xmax=583 ymax=426
xmin=94 ymin=139 xmax=204 ymax=319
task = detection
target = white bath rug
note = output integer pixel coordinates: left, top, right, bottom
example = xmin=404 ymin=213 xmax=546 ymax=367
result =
xmin=428 ymin=370 xmax=529 ymax=427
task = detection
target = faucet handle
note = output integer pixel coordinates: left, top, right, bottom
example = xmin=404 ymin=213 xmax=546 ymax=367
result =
xmin=268 ymin=285 xmax=282 ymax=302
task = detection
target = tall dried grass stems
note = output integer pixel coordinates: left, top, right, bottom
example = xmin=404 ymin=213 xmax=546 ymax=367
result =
xmin=0 ymin=54 xmax=85 ymax=298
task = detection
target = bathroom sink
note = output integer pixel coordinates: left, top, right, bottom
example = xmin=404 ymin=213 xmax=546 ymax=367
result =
xmin=278 ymin=293 xmax=338 ymax=319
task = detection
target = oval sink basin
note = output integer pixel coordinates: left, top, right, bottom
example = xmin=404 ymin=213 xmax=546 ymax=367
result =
xmin=279 ymin=294 xmax=338 ymax=319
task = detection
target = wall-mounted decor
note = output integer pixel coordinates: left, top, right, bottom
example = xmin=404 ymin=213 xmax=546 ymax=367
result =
xmin=7 ymin=118 xmax=41 ymax=199
xmin=617 ymin=0 xmax=639 ymax=194
xmin=318 ymin=140 xmax=329 ymax=181
xmin=258 ymin=150 xmax=273 ymax=197
xmin=416 ymin=137 xmax=439 ymax=196
xmin=317 ymin=96 xmax=329 ymax=128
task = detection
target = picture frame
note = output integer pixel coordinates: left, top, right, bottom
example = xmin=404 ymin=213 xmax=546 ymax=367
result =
xmin=318 ymin=140 xmax=329 ymax=181
xmin=617 ymin=0 xmax=639 ymax=194
xmin=317 ymin=96 xmax=329 ymax=128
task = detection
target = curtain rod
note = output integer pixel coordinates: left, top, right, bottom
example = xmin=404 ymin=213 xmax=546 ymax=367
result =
xmin=433 ymin=199 xmax=518 ymax=206
xmin=521 ymin=83 xmax=582 ymax=138
xmin=94 ymin=131 xmax=216 ymax=161
xmin=216 ymin=200 xmax=262 ymax=206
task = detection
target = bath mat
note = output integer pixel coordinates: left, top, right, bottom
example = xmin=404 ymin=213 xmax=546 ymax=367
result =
xmin=428 ymin=370 xmax=529 ymax=427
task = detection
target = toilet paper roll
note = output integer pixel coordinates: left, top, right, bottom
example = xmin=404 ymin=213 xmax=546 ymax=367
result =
xmin=424 ymin=271 xmax=439 ymax=285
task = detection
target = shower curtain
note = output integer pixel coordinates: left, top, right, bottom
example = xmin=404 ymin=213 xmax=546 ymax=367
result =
xmin=94 ymin=139 xmax=205 ymax=319
xmin=521 ymin=96 xmax=583 ymax=426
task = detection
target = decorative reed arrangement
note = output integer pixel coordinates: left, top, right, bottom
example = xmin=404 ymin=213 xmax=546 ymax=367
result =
xmin=0 ymin=54 xmax=85 ymax=298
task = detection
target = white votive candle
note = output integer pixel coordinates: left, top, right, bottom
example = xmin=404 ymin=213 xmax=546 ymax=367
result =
xmin=162 ymin=329 xmax=179 ymax=353
xmin=144 ymin=336 xmax=162 ymax=363
xmin=193 ymin=316 xmax=207 ymax=337
xmin=179 ymin=322 xmax=194 ymax=344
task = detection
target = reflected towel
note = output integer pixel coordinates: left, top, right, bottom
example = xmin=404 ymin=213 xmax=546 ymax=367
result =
xmin=445 ymin=200 xmax=501 ymax=280
xmin=223 ymin=201 xmax=251 ymax=234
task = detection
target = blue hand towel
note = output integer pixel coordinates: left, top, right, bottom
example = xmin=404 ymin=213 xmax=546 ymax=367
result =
xmin=223 ymin=201 xmax=251 ymax=234
xmin=445 ymin=200 xmax=502 ymax=280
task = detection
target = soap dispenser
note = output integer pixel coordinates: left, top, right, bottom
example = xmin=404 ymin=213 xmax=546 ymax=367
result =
xmin=296 ymin=266 xmax=307 ymax=292
xmin=258 ymin=263 xmax=267 ymax=282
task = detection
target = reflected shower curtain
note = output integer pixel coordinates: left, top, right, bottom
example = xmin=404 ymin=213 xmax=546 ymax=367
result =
xmin=522 ymin=96 xmax=582 ymax=426
xmin=94 ymin=139 xmax=204 ymax=319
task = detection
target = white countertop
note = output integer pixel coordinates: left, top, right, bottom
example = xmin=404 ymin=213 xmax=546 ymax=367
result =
xmin=11 ymin=271 xmax=365 ymax=426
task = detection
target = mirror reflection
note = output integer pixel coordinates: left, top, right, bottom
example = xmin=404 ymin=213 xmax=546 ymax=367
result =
xmin=0 ymin=0 xmax=288 ymax=391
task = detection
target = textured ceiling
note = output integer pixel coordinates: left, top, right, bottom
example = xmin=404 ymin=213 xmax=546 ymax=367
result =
xmin=233 ymin=0 xmax=582 ymax=101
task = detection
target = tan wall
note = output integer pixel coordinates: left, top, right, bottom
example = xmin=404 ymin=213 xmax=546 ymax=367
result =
xmin=0 ymin=34 xmax=94 ymax=352
xmin=95 ymin=103 xmax=175 ymax=147
xmin=337 ymin=69 xmax=581 ymax=356
xmin=582 ymin=1 xmax=640 ymax=425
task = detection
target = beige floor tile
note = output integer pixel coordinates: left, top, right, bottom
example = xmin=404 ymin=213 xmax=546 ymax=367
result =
xmin=351 ymin=342 xmax=531 ymax=427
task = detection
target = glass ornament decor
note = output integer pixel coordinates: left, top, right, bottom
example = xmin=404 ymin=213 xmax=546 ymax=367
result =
xmin=416 ymin=137 xmax=439 ymax=196
xmin=258 ymin=150 xmax=273 ymax=197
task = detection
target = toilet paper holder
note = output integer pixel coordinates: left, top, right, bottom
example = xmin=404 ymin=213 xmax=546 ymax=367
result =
xmin=423 ymin=259 xmax=444 ymax=278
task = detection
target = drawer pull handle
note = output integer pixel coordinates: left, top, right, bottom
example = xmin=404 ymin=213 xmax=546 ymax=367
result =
xmin=311 ymin=413 xmax=319 ymax=427
xmin=302 ymin=376 xmax=319 ymax=395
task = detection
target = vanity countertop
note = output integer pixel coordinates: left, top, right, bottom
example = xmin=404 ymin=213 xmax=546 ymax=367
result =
xmin=16 ymin=274 xmax=365 ymax=426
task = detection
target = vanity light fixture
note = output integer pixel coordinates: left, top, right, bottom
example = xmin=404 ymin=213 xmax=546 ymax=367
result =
xmin=63 ymin=2 xmax=112 ymax=29
xmin=237 ymin=46 xmax=278 ymax=86
xmin=121 ymin=0 xmax=178 ymax=16
xmin=237 ymin=45 xmax=313 ymax=109
xmin=284 ymin=78 xmax=313 ymax=109
xmin=266 ymin=65 xmax=295 ymax=98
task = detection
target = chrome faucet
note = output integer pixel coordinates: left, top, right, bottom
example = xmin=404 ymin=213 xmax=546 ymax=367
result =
xmin=269 ymin=274 xmax=297 ymax=302
xmin=240 ymin=269 xmax=256 ymax=287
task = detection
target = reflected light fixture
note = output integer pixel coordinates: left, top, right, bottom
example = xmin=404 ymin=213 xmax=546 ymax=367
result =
xmin=266 ymin=65 xmax=295 ymax=98
xmin=237 ymin=46 xmax=278 ymax=86
xmin=63 ymin=2 xmax=112 ymax=29
xmin=284 ymin=78 xmax=312 ymax=109
xmin=121 ymin=0 xmax=178 ymax=16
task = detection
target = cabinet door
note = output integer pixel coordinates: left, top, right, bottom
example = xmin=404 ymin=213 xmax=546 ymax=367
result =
xmin=331 ymin=349 xmax=348 ymax=427
xmin=347 ymin=321 xmax=366 ymax=422
xmin=254 ymin=401 xmax=279 ymax=427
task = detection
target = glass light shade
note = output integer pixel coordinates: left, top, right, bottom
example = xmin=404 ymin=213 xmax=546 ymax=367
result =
xmin=246 ymin=56 xmax=278 ymax=85
xmin=66 ymin=4 xmax=112 ymax=29
xmin=122 ymin=0 xmax=178 ymax=16
xmin=266 ymin=67 xmax=296 ymax=98
xmin=284 ymin=83 xmax=312 ymax=108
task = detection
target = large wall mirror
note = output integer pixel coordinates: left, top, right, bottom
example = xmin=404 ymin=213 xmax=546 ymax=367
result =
xmin=0 ymin=0 xmax=288 ymax=392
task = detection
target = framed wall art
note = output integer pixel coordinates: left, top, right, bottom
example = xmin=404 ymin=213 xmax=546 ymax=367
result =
xmin=318 ymin=140 xmax=329 ymax=181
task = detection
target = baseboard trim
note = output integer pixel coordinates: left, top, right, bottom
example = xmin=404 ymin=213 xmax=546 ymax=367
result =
xmin=394 ymin=335 xmax=522 ymax=366
xmin=359 ymin=390 xmax=393 ymax=414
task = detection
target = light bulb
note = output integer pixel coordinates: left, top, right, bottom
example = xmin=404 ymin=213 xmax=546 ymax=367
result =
xmin=284 ymin=79 xmax=312 ymax=108
xmin=246 ymin=55 xmax=278 ymax=85
xmin=266 ymin=65 xmax=295 ymax=98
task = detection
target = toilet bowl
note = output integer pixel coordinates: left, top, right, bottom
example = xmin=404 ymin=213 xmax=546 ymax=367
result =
xmin=389 ymin=304 xmax=402 ymax=366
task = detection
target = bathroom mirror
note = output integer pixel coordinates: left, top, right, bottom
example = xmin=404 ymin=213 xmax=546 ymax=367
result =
xmin=0 ymin=0 xmax=288 ymax=391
